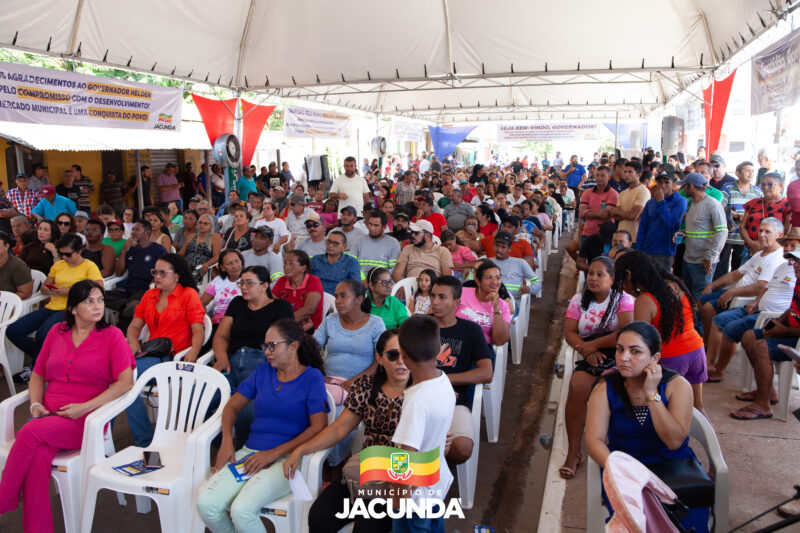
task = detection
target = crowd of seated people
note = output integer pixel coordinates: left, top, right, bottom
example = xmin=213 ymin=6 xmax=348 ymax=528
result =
xmin=1 ymin=149 xmax=799 ymax=531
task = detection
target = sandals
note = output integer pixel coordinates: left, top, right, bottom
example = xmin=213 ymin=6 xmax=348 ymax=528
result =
xmin=735 ymin=392 xmax=778 ymax=405
xmin=559 ymin=456 xmax=584 ymax=479
xmin=730 ymin=406 xmax=773 ymax=420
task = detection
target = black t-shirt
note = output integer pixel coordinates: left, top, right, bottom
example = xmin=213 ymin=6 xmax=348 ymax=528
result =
xmin=261 ymin=173 xmax=287 ymax=191
xmin=579 ymin=233 xmax=611 ymax=263
xmin=551 ymin=192 xmax=566 ymax=209
xmin=438 ymin=318 xmax=493 ymax=407
xmin=225 ymin=296 xmax=295 ymax=354
xmin=56 ymin=184 xmax=81 ymax=206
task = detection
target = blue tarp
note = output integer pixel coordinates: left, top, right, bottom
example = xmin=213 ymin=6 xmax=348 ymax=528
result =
xmin=428 ymin=125 xmax=477 ymax=158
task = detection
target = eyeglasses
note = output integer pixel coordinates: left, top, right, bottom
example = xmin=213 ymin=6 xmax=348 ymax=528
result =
xmin=57 ymin=221 xmax=72 ymax=226
xmin=762 ymin=182 xmax=779 ymax=189
xmin=262 ymin=340 xmax=292 ymax=353
xmin=304 ymin=222 xmax=321 ymax=228
xmin=150 ymin=269 xmax=175 ymax=278
xmin=711 ymin=163 xmax=721 ymax=168
xmin=383 ymin=349 xmax=401 ymax=362
xmin=58 ymin=250 xmax=77 ymax=258
xmin=236 ymin=279 xmax=263 ymax=287
xmin=375 ymin=279 xmax=394 ymax=287
xmin=326 ymin=239 xmax=344 ymax=245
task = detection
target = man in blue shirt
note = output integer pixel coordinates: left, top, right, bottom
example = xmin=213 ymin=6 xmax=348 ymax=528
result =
xmin=635 ymin=171 xmax=688 ymax=273
xmin=31 ymin=184 xmax=76 ymax=221
xmin=561 ymin=155 xmax=586 ymax=195
xmin=311 ymin=229 xmax=362 ymax=294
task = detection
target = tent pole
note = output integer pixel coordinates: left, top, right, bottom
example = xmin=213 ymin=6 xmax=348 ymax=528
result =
xmin=134 ymin=150 xmax=144 ymax=214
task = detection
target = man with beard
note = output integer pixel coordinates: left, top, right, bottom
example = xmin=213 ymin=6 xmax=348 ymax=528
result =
xmin=390 ymin=210 xmax=413 ymax=245
xmin=295 ymin=211 xmax=326 ymax=257
xmin=338 ymin=205 xmax=367 ymax=250
xmin=241 ymin=226 xmax=284 ymax=282
xmin=329 ymin=156 xmax=371 ymax=215
xmin=392 ymin=219 xmax=453 ymax=281
xmin=351 ymin=210 xmax=401 ymax=275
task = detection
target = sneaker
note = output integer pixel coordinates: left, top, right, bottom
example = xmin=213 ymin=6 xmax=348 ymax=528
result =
xmin=12 ymin=366 xmax=31 ymax=384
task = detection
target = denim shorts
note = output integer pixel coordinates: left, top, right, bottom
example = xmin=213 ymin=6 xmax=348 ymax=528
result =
xmin=713 ymin=307 xmax=757 ymax=343
xmin=752 ymin=329 xmax=796 ymax=362
xmin=699 ymin=289 xmax=728 ymax=314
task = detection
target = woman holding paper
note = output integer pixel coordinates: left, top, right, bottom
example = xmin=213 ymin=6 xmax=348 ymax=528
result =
xmin=196 ymin=318 xmax=329 ymax=533
xmin=0 ymin=280 xmax=135 ymax=532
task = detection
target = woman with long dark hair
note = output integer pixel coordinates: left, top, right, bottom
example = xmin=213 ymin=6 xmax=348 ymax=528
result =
xmin=614 ymin=250 xmax=707 ymax=412
xmin=142 ymin=207 xmax=173 ymax=250
xmin=286 ymin=329 xmax=409 ymax=533
xmin=18 ymin=218 xmax=61 ymax=274
xmin=560 ymin=256 xmax=634 ymax=479
xmin=475 ymin=204 xmax=499 ymax=237
xmin=0 ymin=281 xmax=134 ymax=532
xmin=196 ymin=319 xmax=329 ymax=533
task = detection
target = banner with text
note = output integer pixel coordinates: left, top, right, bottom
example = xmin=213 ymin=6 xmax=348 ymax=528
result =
xmin=752 ymin=27 xmax=800 ymax=115
xmin=284 ymin=105 xmax=350 ymax=139
xmin=497 ymin=123 xmax=602 ymax=142
xmin=393 ymin=120 xmax=425 ymax=143
xmin=0 ymin=61 xmax=182 ymax=131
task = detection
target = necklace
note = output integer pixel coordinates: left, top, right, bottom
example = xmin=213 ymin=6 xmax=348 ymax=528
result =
xmin=275 ymin=366 xmax=304 ymax=391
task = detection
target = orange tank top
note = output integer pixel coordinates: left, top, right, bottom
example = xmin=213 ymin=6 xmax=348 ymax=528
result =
xmin=644 ymin=292 xmax=704 ymax=358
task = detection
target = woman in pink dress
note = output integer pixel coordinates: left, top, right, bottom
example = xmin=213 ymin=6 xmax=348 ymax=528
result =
xmin=0 ymin=280 xmax=135 ymax=532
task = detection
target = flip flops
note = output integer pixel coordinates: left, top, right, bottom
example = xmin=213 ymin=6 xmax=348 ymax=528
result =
xmin=735 ymin=392 xmax=778 ymax=405
xmin=559 ymin=457 xmax=584 ymax=479
xmin=730 ymin=406 xmax=773 ymax=420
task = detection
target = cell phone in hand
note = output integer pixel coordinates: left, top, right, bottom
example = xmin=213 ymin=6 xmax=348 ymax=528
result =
xmin=44 ymin=283 xmax=59 ymax=291
xmin=764 ymin=320 xmax=776 ymax=332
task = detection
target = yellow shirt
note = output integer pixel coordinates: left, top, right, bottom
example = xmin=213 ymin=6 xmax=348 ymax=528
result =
xmin=46 ymin=259 xmax=103 ymax=310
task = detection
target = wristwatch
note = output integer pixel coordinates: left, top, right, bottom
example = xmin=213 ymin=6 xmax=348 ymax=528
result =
xmin=647 ymin=393 xmax=662 ymax=403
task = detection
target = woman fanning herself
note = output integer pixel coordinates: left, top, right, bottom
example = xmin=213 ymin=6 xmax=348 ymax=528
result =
xmin=285 ymin=329 xmax=409 ymax=533
xmin=560 ymin=256 xmax=633 ymax=479
xmin=586 ymin=321 xmax=707 ymax=533
xmin=0 ymin=281 xmax=134 ymax=532
xmin=196 ymin=319 xmax=329 ymax=533
xmin=614 ymin=250 xmax=707 ymax=412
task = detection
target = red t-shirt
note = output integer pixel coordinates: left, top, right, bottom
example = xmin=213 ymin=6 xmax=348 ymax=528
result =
xmin=134 ymin=284 xmax=206 ymax=353
xmin=479 ymin=222 xmax=498 ymax=237
xmin=789 ymin=281 xmax=800 ymax=328
xmin=271 ymin=274 xmax=324 ymax=328
xmin=742 ymin=197 xmax=791 ymax=240
xmin=417 ymin=213 xmax=447 ymax=238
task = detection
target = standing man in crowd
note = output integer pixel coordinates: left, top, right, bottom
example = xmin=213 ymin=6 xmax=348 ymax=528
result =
xmin=156 ymin=163 xmax=182 ymax=209
xmin=181 ymin=162 xmax=197 ymax=207
xmin=681 ymin=172 xmax=728 ymax=297
xmin=579 ymin=165 xmax=618 ymax=242
xmin=7 ymin=173 xmax=40 ymax=218
xmin=562 ymin=155 xmax=586 ymax=198
xmin=329 ymin=156 xmax=371 ymax=216
xmin=709 ymin=155 xmax=736 ymax=191
xmin=609 ymin=160 xmax=650 ymax=245
xmin=717 ymin=161 xmax=762 ymax=279
xmin=72 ymin=164 xmax=95 ymax=213
xmin=636 ymin=170 xmax=687 ymax=273
xmin=28 ymin=163 xmax=50 ymax=192
xmin=128 ymin=164 xmax=153 ymax=208
xmin=56 ymin=168 xmax=80 ymax=207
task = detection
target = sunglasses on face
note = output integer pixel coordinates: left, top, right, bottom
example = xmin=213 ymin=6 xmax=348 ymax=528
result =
xmin=305 ymin=222 xmax=321 ymax=228
xmin=57 ymin=221 xmax=72 ymax=226
xmin=58 ymin=250 xmax=77 ymax=258
xmin=383 ymin=349 xmax=401 ymax=362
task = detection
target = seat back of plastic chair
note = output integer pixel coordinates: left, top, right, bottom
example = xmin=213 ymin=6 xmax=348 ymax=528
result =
xmin=391 ymin=277 xmax=418 ymax=300
xmin=202 ymin=315 xmax=213 ymax=345
xmin=0 ymin=292 xmax=23 ymax=326
xmin=142 ymin=362 xmax=230 ymax=445
xmin=321 ymin=292 xmax=335 ymax=317
xmin=30 ymin=270 xmax=46 ymax=295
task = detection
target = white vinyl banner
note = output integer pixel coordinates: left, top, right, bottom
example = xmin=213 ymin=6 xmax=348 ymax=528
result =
xmin=497 ymin=123 xmax=601 ymax=142
xmin=283 ymin=105 xmax=350 ymax=139
xmin=393 ymin=120 xmax=425 ymax=143
xmin=0 ymin=61 xmax=182 ymax=131
xmin=751 ymin=27 xmax=800 ymax=115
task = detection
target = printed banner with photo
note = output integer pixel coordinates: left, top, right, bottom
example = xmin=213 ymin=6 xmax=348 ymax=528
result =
xmin=393 ymin=120 xmax=425 ymax=143
xmin=283 ymin=105 xmax=350 ymax=139
xmin=497 ymin=122 xmax=602 ymax=142
xmin=751 ymin=27 xmax=800 ymax=115
xmin=0 ymin=61 xmax=182 ymax=131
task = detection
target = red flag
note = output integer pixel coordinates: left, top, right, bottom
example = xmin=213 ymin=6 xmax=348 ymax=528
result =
xmin=240 ymin=100 xmax=275 ymax=167
xmin=192 ymin=93 xmax=236 ymax=146
xmin=703 ymin=70 xmax=736 ymax=153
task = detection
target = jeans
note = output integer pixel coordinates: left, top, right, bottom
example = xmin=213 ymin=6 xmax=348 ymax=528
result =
xmin=682 ymin=261 xmax=716 ymax=299
xmin=125 ymin=355 xmax=170 ymax=447
xmin=196 ymin=447 xmax=291 ymax=533
xmin=228 ymin=347 xmax=267 ymax=446
xmin=308 ymin=473 xmax=393 ymax=533
xmin=6 ymin=308 xmax=64 ymax=364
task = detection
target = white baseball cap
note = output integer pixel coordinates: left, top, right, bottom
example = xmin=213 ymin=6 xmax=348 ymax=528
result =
xmin=408 ymin=219 xmax=435 ymax=234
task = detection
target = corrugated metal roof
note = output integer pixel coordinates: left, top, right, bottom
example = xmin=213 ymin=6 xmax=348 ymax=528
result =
xmin=0 ymin=120 xmax=212 ymax=151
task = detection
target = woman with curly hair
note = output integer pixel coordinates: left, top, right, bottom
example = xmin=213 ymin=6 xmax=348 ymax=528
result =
xmin=613 ymin=250 xmax=707 ymax=412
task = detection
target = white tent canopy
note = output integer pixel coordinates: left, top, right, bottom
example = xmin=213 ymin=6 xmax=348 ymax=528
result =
xmin=0 ymin=0 xmax=794 ymax=121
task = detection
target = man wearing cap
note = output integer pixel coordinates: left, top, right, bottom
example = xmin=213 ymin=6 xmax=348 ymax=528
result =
xmin=329 ymin=156 xmax=371 ymax=216
xmin=242 ymin=226 xmax=284 ymax=283
xmin=706 ymin=225 xmax=800 ymax=384
xmin=352 ymin=210 xmax=401 ymax=275
xmin=7 ymin=174 xmax=40 ymax=218
xmin=31 ymin=185 xmax=76 ymax=222
xmin=709 ymin=154 xmax=736 ymax=191
xmin=443 ymin=189 xmax=475 ymax=232
xmin=493 ymin=231 xmax=540 ymax=303
xmin=311 ymin=229 xmax=362 ymax=295
xmin=681 ymin=172 xmax=728 ymax=297
xmin=393 ymin=219 xmax=454 ymax=281
xmin=608 ymin=160 xmax=650 ymax=245
xmin=389 ymin=210 xmax=413 ymax=244
xmin=29 ymin=163 xmax=50 ymax=192
xmin=731 ymin=247 xmax=800 ymax=420
xmin=284 ymin=193 xmax=314 ymax=242
xmin=338 ymin=205 xmax=367 ymax=250
xmin=635 ymin=170 xmax=688 ymax=272
xmin=415 ymin=191 xmax=447 ymax=238
xmin=471 ymin=216 xmax=537 ymax=270
xmin=717 ymin=161 xmax=762 ymax=279
xmin=295 ymin=211 xmax=327 ymax=257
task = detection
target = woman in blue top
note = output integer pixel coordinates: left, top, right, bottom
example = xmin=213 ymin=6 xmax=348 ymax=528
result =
xmin=586 ymin=321 xmax=709 ymax=533
xmin=196 ymin=318 xmax=329 ymax=533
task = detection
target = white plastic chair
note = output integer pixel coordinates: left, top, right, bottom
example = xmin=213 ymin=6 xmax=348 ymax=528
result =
xmin=21 ymin=269 xmax=48 ymax=316
xmin=544 ymin=230 xmax=553 ymax=260
xmin=455 ymin=385 xmax=483 ymax=510
xmin=535 ymin=248 xmax=544 ymax=298
xmin=482 ymin=342 xmax=508 ymax=443
xmin=510 ymin=293 xmax=531 ymax=365
xmin=80 ymin=362 xmax=231 ymax=533
xmin=0 ymin=292 xmax=23 ymax=396
xmin=321 ymin=291 xmax=336 ymax=317
xmin=103 ymin=273 xmax=128 ymax=292
xmin=586 ymin=408 xmax=729 ymax=533
xmin=258 ymin=390 xmax=337 ymax=533
xmin=391 ymin=277 xmax=418 ymax=309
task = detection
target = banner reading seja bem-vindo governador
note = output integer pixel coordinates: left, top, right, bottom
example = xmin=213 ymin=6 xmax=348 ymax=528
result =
xmin=0 ymin=61 xmax=182 ymax=131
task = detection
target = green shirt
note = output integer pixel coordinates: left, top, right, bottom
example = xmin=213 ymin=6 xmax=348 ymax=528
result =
xmin=369 ymin=294 xmax=409 ymax=329
xmin=102 ymin=237 xmax=126 ymax=257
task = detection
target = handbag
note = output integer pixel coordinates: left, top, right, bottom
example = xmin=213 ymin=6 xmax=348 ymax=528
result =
xmin=136 ymin=337 xmax=174 ymax=359
xmin=574 ymin=331 xmax=616 ymax=377
xmin=342 ymin=453 xmax=392 ymax=501
xmin=647 ymin=458 xmax=715 ymax=509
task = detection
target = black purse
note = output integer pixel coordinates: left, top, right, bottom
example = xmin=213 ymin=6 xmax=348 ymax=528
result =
xmin=647 ymin=458 xmax=715 ymax=508
xmin=137 ymin=337 xmax=174 ymax=359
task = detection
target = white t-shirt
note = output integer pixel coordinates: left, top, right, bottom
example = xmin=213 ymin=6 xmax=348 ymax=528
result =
xmin=329 ymin=174 xmax=370 ymax=214
xmin=419 ymin=159 xmax=431 ymax=174
xmin=759 ymin=261 xmax=795 ymax=313
xmin=392 ymin=371 xmax=455 ymax=503
xmin=254 ymin=217 xmax=289 ymax=242
xmin=736 ymin=248 xmax=784 ymax=288
xmin=204 ymin=276 xmax=241 ymax=324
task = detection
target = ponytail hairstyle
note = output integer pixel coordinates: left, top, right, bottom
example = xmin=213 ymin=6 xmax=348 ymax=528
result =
xmin=340 ymin=278 xmax=372 ymax=313
xmin=580 ymin=256 xmax=621 ymax=333
xmin=270 ymin=318 xmax=325 ymax=375
xmin=369 ymin=328 xmax=410 ymax=405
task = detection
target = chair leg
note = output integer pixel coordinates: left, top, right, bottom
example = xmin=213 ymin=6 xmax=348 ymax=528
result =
xmin=456 ymin=449 xmax=478 ymax=509
xmin=776 ymin=362 xmax=794 ymax=422
xmin=135 ymin=494 xmax=152 ymax=513
xmin=482 ymin=387 xmax=500 ymax=443
xmin=80 ymin=478 xmax=101 ymax=533
xmin=53 ymin=472 xmax=81 ymax=533
xmin=1 ymin=359 xmax=15 ymax=396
